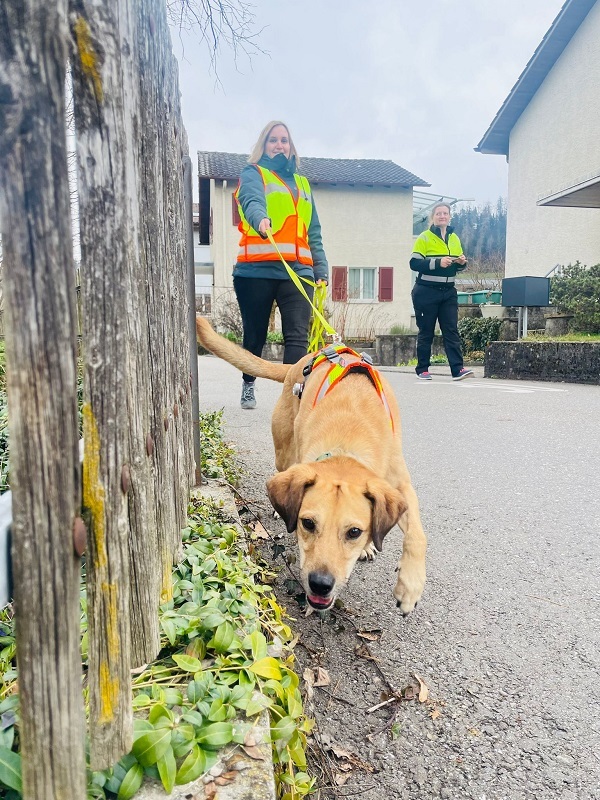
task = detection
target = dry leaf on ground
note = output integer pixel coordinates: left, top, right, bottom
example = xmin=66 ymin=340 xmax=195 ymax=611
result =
xmin=356 ymin=629 xmax=382 ymax=642
xmin=414 ymin=673 xmax=430 ymax=703
xmin=250 ymin=520 xmax=270 ymax=539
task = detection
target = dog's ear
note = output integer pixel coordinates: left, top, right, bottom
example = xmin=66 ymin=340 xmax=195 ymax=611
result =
xmin=365 ymin=480 xmax=407 ymax=552
xmin=267 ymin=464 xmax=317 ymax=533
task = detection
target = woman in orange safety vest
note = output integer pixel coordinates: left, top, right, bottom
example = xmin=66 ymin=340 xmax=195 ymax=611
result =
xmin=233 ymin=121 xmax=329 ymax=409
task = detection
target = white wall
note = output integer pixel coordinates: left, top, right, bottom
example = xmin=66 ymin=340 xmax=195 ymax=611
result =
xmin=505 ymin=1 xmax=600 ymax=277
xmin=210 ymin=180 xmax=416 ymax=336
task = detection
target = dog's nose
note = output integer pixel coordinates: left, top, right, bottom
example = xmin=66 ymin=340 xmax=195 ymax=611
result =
xmin=308 ymin=571 xmax=335 ymax=597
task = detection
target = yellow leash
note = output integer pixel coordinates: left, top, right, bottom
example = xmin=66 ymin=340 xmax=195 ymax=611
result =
xmin=265 ymin=230 xmax=338 ymax=352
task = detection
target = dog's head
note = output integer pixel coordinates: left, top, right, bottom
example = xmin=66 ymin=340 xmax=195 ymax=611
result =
xmin=266 ymin=458 xmax=406 ymax=611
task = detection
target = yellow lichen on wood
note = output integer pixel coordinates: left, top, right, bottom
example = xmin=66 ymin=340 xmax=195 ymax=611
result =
xmin=73 ymin=16 xmax=104 ymax=103
xmin=97 ymin=584 xmax=121 ymax=724
xmin=103 ymin=582 xmax=120 ymax=660
xmin=160 ymin=561 xmax=173 ymax=603
xmin=98 ymin=660 xmax=119 ymax=725
xmin=82 ymin=403 xmax=107 ymax=569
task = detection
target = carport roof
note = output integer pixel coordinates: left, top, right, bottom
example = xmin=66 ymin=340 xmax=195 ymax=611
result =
xmin=197 ymin=151 xmax=429 ymax=188
xmin=475 ymin=0 xmax=597 ymax=156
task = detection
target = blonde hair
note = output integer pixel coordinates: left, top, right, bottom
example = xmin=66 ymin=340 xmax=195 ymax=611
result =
xmin=428 ymin=203 xmax=452 ymax=224
xmin=247 ymin=120 xmax=300 ymax=167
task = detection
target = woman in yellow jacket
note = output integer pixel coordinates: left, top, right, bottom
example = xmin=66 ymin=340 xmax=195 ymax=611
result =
xmin=233 ymin=120 xmax=329 ymax=408
xmin=410 ymin=203 xmax=473 ymax=381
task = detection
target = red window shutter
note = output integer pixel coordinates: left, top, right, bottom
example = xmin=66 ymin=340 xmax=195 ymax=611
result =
xmin=378 ymin=267 xmax=394 ymax=301
xmin=232 ymin=194 xmax=241 ymax=226
xmin=332 ymin=267 xmax=347 ymax=302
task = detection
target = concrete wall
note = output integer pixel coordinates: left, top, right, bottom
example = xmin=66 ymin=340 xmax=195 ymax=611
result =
xmin=376 ymin=334 xmax=446 ymax=366
xmin=505 ymin=1 xmax=600 ymax=277
xmin=485 ymin=341 xmax=600 ymax=384
xmin=209 ymin=180 xmax=416 ymax=337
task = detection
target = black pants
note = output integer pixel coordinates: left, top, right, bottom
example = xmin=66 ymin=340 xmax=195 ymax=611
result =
xmin=411 ymin=282 xmax=464 ymax=377
xmin=233 ymin=276 xmax=314 ymax=382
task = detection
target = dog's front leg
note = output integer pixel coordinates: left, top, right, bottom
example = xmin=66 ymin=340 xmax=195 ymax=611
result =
xmin=393 ymin=484 xmax=427 ymax=615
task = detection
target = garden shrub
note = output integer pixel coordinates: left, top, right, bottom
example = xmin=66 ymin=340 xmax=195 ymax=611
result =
xmin=550 ymin=262 xmax=600 ymax=333
xmin=458 ymin=317 xmax=502 ymax=355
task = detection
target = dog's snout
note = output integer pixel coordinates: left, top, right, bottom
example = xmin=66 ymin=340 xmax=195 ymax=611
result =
xmin=308 ymin=570 xmax=335 ymax=597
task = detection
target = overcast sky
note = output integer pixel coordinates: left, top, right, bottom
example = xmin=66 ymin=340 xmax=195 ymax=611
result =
xmin=170 ymin=0 xmax=564 ymax=206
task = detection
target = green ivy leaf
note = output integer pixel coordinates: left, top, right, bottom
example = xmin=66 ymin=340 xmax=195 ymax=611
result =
xmin=131 ymin=728 xmax=172 ymax=767
xmin=245 ymin=693 xmax=274 ymax=717
xmin=286 ymin=687 xmax=303 ymax=719
xmin=172 ymin=654 xmax=202 ymax=673
xmin=160 ymin=618 xmax=178 ymax=646
xmin=163 ymin=688 xmax=183 ymax=706
xmin=248 ymin=657 xmax=282 ymax=680
xmin=248 ymin=630 xmax=268 ymax=660
xmin=271 ymin=716 xmax=296 ymax=747
xmin=116 ymin=763 xmax=143 ymax=800
xmin=195 ymin=722 xmax=234 ymax=749
xmin=157 ymin=746 xmax=177 ymax=794
xmin=0 ymin=745 xmax=22 ymax=792
xmin=148 ymin=704 xmax=172 ymax=725
xmin=132 ymin=693 xmax=151 ymax=710
xmin=209 ymin=621 xmax=235 ymax=653
xmin=175 ymin=744 xmax=206 ymax=785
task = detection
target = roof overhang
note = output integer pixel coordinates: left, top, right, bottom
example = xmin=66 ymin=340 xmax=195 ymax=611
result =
xmin=475 ymin=0 xmax=597 ymax=156
xmin=537 ymin=171 xmax=600 ymax=207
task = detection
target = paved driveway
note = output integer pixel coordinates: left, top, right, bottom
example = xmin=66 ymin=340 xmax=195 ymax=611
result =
xmin=197 ymin=354 xmax=600 ymax=800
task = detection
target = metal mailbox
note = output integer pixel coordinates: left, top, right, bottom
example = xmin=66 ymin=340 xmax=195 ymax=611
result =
xmin=501 ymin=276 xmax=550 ymax=307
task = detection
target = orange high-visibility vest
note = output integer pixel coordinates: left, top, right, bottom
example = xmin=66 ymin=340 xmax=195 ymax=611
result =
xmin=235 ymin=165 xmax=314 ymax=265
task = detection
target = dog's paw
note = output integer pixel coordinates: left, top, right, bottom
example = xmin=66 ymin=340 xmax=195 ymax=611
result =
xmin=393 ymin=558 xmax=426 ymax=616
xmin=359 ymin=542 xmax=377 ymax=562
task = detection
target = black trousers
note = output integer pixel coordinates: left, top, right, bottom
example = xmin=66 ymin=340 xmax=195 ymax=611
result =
xmin=233 ymin=276 xmax=314 ymax=382
xmin=411 ymin=282 xmax=464 ymax=376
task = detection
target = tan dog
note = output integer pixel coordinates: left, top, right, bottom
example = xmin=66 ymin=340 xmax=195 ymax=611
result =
xmin=196 ymin=316 xmax=426 ymax=614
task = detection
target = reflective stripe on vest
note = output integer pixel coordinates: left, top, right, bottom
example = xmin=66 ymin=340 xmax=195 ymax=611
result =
xmin=236 ymin=166 xmax=314 ymax=266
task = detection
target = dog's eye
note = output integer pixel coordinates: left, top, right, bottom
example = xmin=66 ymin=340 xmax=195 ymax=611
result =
xmin=301 ymin=518 xmax=316 ymax=532
xmin=346 ymin=527 xmax=363 ymax=540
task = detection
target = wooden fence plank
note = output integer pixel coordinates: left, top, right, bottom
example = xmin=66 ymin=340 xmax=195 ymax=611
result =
xmin=138 ymin=0 xmax=180 ymax=594
xmin=70 ymin=0 xmax=133 ymax=769
xmin=0 ymin=1 xmax=87 ymax=797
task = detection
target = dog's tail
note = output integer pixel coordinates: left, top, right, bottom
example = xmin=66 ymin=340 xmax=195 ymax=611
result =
xmin=196 ymin=316 xmax=292 ymax=383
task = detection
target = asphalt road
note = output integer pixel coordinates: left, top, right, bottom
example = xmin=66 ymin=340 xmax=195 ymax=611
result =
xmin=197 ymin=354 xmax=600 ymax=800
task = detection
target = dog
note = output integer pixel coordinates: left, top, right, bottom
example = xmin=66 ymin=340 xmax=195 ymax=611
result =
xmin=196 ymin=316 xmax=426 ymax=615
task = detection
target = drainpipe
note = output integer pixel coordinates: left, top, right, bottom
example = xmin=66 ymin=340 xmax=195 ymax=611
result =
xmin=222 ymin=180 xmax=228 ymax=287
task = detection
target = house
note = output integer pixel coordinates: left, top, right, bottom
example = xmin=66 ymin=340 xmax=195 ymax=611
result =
xmin=476 ymin=0 xmax=600 ymax=278
xmin=196 ymin=152 xmax=429 ymax=338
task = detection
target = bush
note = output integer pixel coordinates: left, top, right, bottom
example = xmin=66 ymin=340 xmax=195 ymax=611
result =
xmin=389 ymin=324 xmax=412 ymax=335
xmin=458 ymin=317 xmax=502 ymax=355
xmin=550 ymin=262 xmax=600 ymax=333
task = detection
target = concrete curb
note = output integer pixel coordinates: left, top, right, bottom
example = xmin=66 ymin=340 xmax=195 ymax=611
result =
xmin=137 ymin=480 xmax=276 ymax=800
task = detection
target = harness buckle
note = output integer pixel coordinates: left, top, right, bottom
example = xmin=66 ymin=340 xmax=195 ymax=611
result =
xmin=292 ymin=382 xmax=305 ymax=399
xmin=360 ymin=351 xmax=373 ymax=366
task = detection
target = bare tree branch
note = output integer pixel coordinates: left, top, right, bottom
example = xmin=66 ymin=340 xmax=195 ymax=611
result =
xmin=167 ymin=0 xmax=268 ymax=79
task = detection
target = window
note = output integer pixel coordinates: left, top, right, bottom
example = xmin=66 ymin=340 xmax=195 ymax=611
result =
xmin=349 ymin=268 xmax=376 ymax=300
xmin=331 ymin=267 xmax=394 ymax=302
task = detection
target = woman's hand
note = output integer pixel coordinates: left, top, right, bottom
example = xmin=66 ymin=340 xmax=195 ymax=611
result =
xmin=316 ymin=279 xmax=328 ymax=287
xmin=440 ymin=256 xmax=453 ymax=268
xmin=455 ymin=254 xmax=467 ymax=265
xmin=258 ymin=218 xmax=271 ymax=236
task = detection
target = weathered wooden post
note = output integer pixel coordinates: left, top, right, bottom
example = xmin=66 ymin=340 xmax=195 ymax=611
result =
xmin=0 ymin=1 xmax=87 ymax=797
xmin=70 ymin=0 xmax=139 ymax=768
